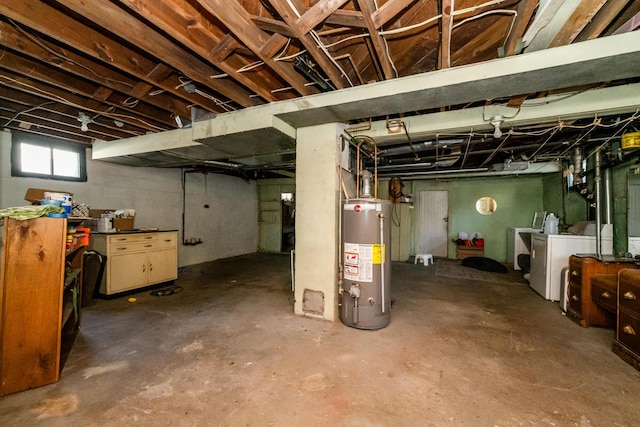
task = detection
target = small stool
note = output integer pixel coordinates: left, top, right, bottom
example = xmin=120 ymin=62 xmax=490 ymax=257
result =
xmin=415 ymin=254 xmax=433 ymax=266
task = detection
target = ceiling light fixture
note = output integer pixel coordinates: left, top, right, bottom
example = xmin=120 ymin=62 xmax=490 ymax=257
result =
xmin=78 ymin=112 xmax=92 ymax=132
xmin=490 ymin=115 xmax=504 ymax=138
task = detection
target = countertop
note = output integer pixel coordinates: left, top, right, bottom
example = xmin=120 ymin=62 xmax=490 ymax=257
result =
xmin=91 ymin=229 xmax=178 ymax=235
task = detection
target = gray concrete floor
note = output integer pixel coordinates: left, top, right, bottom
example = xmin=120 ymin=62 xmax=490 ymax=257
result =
xmin=1 ymin=253 xmax=640 ymax=426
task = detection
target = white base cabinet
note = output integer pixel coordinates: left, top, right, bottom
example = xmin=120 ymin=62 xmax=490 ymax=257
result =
xmin=90 ymin=231 xmax=178 ymax=295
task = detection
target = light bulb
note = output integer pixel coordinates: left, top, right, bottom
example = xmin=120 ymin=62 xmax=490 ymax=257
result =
xmin=490 ymin=115 xmax=503 ymax=139
xmin=80 ymin=122 xmax=89 ymax=132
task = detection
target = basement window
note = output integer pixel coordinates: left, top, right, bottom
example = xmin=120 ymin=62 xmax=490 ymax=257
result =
xmin=11 ymin=133 xmax=87 ymax=182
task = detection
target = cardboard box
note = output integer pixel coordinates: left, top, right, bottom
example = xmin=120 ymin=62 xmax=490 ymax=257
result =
xmin=88 ymin=209 xmax=135 ymax=231
xmin=24 ymin=188 xmax=73 ymax=204
xmin=113 ymin=218 xmax=135 ymax=231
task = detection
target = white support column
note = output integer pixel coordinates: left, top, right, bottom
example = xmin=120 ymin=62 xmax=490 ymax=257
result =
xmin=294 ymin=123 xmax=346 ymax=321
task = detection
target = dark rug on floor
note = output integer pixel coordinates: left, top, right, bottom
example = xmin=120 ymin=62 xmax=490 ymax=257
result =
xmin=435 ymin=259 xmax=527 ymax=284
xmin=461 ymin=256 xmax=508 ymax=273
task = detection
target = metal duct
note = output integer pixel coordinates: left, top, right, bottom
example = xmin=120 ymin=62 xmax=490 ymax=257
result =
xmin=572 ymin=147 xmax=583 ymax=184
xmin=594 ymin=148 xmax=602 ymax=258
xmin=604 ymin=168 xmax=613 ymax=224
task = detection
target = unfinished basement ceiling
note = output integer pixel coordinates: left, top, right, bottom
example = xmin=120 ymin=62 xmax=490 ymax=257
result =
xmin=1 ymin=1 xmax=640 ymax=177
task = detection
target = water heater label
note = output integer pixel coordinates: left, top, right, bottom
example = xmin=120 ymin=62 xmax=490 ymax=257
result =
xmin=344 ymin=242 xmax=373 ymax=282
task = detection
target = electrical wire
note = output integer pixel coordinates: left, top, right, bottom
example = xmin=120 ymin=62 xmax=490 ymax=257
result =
xmin=0 ymin=74 xmax=167 ymax=131
xmin=3 ymin=101 xmax=55 ymax=127
xmin=10 ymin=19 xmax=135 ymax=89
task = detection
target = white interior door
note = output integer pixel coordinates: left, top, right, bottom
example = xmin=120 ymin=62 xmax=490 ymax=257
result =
xmin=417 ymin=190 xmax=449 ymax=257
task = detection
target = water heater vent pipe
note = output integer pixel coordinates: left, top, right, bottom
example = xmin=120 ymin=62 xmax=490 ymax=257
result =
xmin=355 ymin=136 xmax=378 ymax=198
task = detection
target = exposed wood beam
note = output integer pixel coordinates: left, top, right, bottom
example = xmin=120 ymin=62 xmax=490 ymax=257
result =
xmin=297 ymin=0 xmax=351 ymax=34
xmin=372 ymin=0 xmax=418 ymax=29
xmin=438 ymin=0 xmax=453 ymax=69
xmin=504 ymin=0 xmax=538 ymax=56
xmin=117 ymin=0 xmax=279 ymax=102
xmin=210 ymin=34 xmax=242 ymax=62
xmin=575 ymin=0 xmax=632 ymax=42
xmin=0 ymin=70 xmax=171 ymax=133
xmin=0 ymin=87 xmax=144 ymax=137
xmin=251 ymin=15 xmax=296 ymax=37
xmin=356 ymin=0 xmax=395 ymax=80
xmin=196 ymin=0 xmax=313 ymax=95
xmin=47 ymin=0 xmax=252 ymax=108
xmin=0 ymin=20 xmax=193 ymax=119
xmin=548 ymin=0 xmax=608 ymax=48
xmin=259 ymin=33 xmax=290 ymax=60
xmin=0 ymin=107 xmax=135 ymax=141
xmin=0 ymin=1 xmax=238 ymax=114
xmin=267 ymin=0 xmax=348 ymax=89
xmin=0 ymin=50 xmax=178 ymax=128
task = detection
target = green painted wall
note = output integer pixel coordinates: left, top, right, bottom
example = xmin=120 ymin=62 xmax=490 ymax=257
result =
xmin=380 ymin=175 xmax=545 ymax=262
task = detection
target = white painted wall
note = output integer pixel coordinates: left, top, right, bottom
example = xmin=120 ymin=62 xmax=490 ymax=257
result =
xmin=0 ymin=130 xmax=258 ymax=267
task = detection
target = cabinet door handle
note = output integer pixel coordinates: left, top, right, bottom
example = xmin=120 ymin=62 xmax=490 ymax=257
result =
xmin=601 ymin=291 xmax=612 ymax=299
xmin=117 ymin=247 xmax=128 ymax=251
xmin=164 ymin=239 xmax=172 ymax=242
xmin=143 ymin=264 xmax=146 ymax=272
xmin=623 ymin=291 xmax=637 ymax=300
xmin=145 ymin=236 xmax=153 ymax=240
xmin=622 ymin=325 xmax=636 ymax=336
xmin=117 ymin=238 xmax=127 ymax=241
xmin=149 ymin=264 xmax=153 ymax=271
xmin=144 ymin=244 xmax=153 ymax=248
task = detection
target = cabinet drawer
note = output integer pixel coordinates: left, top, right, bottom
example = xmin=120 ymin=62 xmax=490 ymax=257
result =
xmin=619 ymin=269 xmax=640 ymax=312
xmin=110 ymin=241 xmax=157 ymax=254
xmin=591 ymin=280 xmax=617 ymax=313
xmin=158 ymin=233 xmax=177 ymax=248
xmin=109 ymin=233 xmax=156 ymax=244
xmin=618 ymin=310 xmax=640 ymax=353
xmin=568 ymin=284 xmax=582 ymax=313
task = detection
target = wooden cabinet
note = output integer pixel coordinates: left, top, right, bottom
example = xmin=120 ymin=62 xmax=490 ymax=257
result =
xmin=90 ymin=231 xmax=178 ymax=296
xmin=567 ymin=255 xmax=637 ymax=328
xmin=456 ymin=245 xmax=484 ymax=260
xmin=613 ymin=269 xmax=640 ymax=370
xmin=0 ymin=217 xmax=84 ymax=395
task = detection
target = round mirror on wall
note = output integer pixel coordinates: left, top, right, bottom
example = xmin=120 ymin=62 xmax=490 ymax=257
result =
xmin=476 ymin=197 xmax=497 ymax=215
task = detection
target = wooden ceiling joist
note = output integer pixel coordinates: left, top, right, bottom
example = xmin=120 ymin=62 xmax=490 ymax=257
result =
xmin=357 ymin=0 xmax=396 ymax=80
xmin=548 ymin=0 xmax=608 ymax=48
xmin=438 ymin=0 xmax=453 ymax=69
xmin=296 ymin=0 xmax=351 ymax=35
xmin=504 ymin=0 xmax=538 ymax=56
xmin=574 ymin=0 xmax=634 ymax=42
xmin=0 ymin=20 xmax=193 ymax=119
xmin=117 ymin=0 xmax=280 ymax=103
xmin=267 ymin=0 xmax=348 ymax=89
xmin=0 ymin=1 xmax=236 ymax=115
xmin=52 ymin=0 xmax=253 ymax=108
xmin=372 ymin=0 xmax=418 ymax=29
xmin=197 ymin=0 xmax=313 ymax=95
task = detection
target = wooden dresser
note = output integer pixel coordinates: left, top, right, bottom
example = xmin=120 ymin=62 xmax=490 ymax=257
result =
xmin=613 ymin=269 xmax=640 ymax=370
xmin=567 ymin=255 xmax=638 ymax=328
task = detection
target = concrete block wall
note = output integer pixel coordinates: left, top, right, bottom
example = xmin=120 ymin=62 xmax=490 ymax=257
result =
xmin=0 ymin=130 xmax=258 ymax=267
